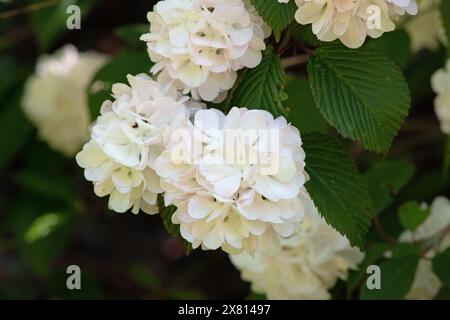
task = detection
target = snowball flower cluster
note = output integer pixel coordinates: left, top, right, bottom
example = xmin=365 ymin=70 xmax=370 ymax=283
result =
xmin=404 ymin=0 xmax=446 ymax=53
xmin=22 ymin=45 xmax=107 ymax=156
xmin=431 ymin=60 xmax=450 ymax=135
xmin=230 ymin=190 xmax=364 ymax=300
xmin=76 ymin=74 xmax=194 ymax=214
xmin=290 ymin=0 xmax=418 ymax=48
xmin=155 ymin=107 xmax=308 ymax=254
xmin=140 ymin=0 xmax=270 ymax=102
xmin=397 ymin=196 xmax=450 ymax=300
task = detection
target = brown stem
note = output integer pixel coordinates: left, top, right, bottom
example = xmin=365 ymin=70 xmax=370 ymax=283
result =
xmin=373 ymin=216 xmax=398 ymax=245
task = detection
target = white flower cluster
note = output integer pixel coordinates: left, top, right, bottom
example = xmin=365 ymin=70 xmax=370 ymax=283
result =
xmin=140 ymin=0 xmax=270 ymax=102
xmin=76 ymin=74 xmax=194 ymax=214
xmin=431 ymin=60 xmax=450 ymax=135
xmin=22 ymin=45 xmax=107 ymax=156
xmin=404 ymin=0 xmax=446 ymax=53
xmin=282 ymin=0 xmax=418 ymax=48
xmin=230 ymin=190 xmax=364 ymax=300
xmin=155 ymin=107 xmax=308 ymax=254
xmin=397 ymin=196 xmax=450 ymax=300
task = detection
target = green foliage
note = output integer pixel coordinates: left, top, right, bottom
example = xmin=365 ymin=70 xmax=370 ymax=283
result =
xmin=24 ymin=212 xmax=68 ymax=244
xmin=398 ymin=201 xmax=430 ymax=231
xmin=250 ymin=0 xmax=296 ymax=41
xmin=433 ymin=248 xmax=450 ymax=287
xmin=360 ymin=255 xmax=419 ymax=300
xmin=88 ymin=49 xmax=152 ymax=118
xmin=231 ymin=48 xmax=288 ymax=117
xmin=29 ymin=0 xmax=98 ymax=51
xmin=286 ymin=77 xmax=328 ymax=133
xmin=445 ymin=137 xmax=450 ymax=178
xmin=289 ymin=23 xmax=323 ymax=47
xmin=302 ymin=133 xmax=373 ymax=248
xmin=0 ymin=90 xmax=33 ymax=170
xmin=129 ymin=264 xmax=161 ymax=290
xmin=115 ymin=24 xmax=149 ymax=47
xmin=366 ymin=30 xmax=411 ymax=69
xmin=365 ymin=160 xmax=416 ymax=213
xmin=346 ymin=243 xmax=390 ymax=295
xmin=308 ymin=44 xmax=411 ymax=153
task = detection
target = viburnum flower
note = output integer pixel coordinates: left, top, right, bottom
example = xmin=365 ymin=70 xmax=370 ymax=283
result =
xmin=155 ymin=107 xmax=308 ymax=254
xmin=22 ymin=45 xmax=107 ymax=156
xmin=230 ymin=190 xmax=364 ymax=300
xmin=431 ymin=60 xmax=450 ymax=135
xmin=76 ymin=74 xmax=194 ymax=214
xmin=140 ymin=0 xmax=270 ymax=102
xmin=397 ymin=197 xmax=450 ymax=300
xmin=292 ymin=0 xmax=418 ymax=48
xmin=404 ymin=0 xmax=446 ymax=53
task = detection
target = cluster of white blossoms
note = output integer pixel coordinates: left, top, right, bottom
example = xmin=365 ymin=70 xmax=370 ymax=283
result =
xmin=155 ymin=107 xmax=308 ymax=254
xmin=22 ymin=45 xmax=107 ymax=156
xmin=431 ymin=60 xmax=450 ymax=135
xmin=140 ymin=0 xmax=270 ymax=102
xmin=396 ymin=196 xmax=450 ymax=300
xmin=404 ymin=0 xmax=446 ymax=52
xmin=76 ymin=74 xmax=196 ymax=214
xmin=279 ymin=0 xmax=418 ymax=48
xmin=230 ymin=190 xmax=364 ymax=300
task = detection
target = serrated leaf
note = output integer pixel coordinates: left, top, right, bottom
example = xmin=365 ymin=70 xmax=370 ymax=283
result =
xmin=286 ymin=77 xmax=328 ymax=133
xmin=88 ymin=49 xmax=152 ymax=118
xmin=366 ymin=30 xmax=411 ymax=69
xmin=365 ymin=160 xmax=416 ymax=213
xmin=231 ymin=48 xmax=288 ymax=117
xmin=360 ymin=255 xmax=419 ymax=300
xmin=308 ymin=44 xmax=411 ymax=153
xmin=303 ymin=133 xmax=373 ymax=248
xmin=250 ymin=0 xmax=296 ymax=41
xmin=398 ymin=201 xmax=430 ymax=231
xmin=289 ymin=23 xmax=323 ymax=47
xmin=433 ymin=248 xmax=450 ymax=287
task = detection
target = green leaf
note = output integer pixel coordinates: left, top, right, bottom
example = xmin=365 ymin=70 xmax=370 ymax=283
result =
xmin=391 ymin=243 xmax=421 ymax=258
xmin=129 ymin=264 xmax=160 ymax=290
xmin=286 ymin=77 xmax=328 ymax=134
xmin=88 ymin=49 xmax=152 ymax=118
xmin=14 ymin=171 xmax=78 ymax=204
xmin=360 ymin=255 xmax=419 ymax=300
xmin=29 ymin=0 xmax=98 ymax=51
xmin=24 ymin=212 xmax=67 ymax=244
xmin=0 ymin=90 xmax=33 ymax=170
xmin=435 ymin=287 xmax=450 ymax=300
xmin=114 ymin=24 xmax=148 ymax=47
xmin=308 ymin=44 xmax=411 ymax=153
xmin=303 ymin=133 xmax=374 ymax=248
xmin=440 ymin=0 xmax=450 ymax=56
xmin=366 ymin=30 xmax=411 ymax=69
xmin=347 ymin=243 xmax=390 ymax=295
xmin=398 ymin=201 xmax=430 ymax=231
xmin=289 ymin=23 xmax=323 ymax=47
xmin=231 ymin=48 xmax=288 ymax=117
xmin=250 ymin=0 xmax=296 ymax=41
xmin=365 ymin=160 xmax=416 ymax=213
xmin=433 ymin=248 xmax=450 ymax=287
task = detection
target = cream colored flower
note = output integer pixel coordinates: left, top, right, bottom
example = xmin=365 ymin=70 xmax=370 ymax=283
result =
xmin=398 ymin=196 xmax=450 ymax=300
xmin=431 ymin=61 xmax=450 ymax=135
xmin=76 ymin=74 xmax=193 ymax=214
xmin=294 ymin=0 xmax=418 ymax=48
xmin=140 ymin=0 xmax=270 ymax=102
xmin=22 ymin=45 xmax=107 ymax=156
xmin=230 ymin=191 xmax=364 ymax=300
xmin=155 ymin=107 xmax=308 ymax=255
xmin=404 ymin=0 xmax=446 ymax=53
